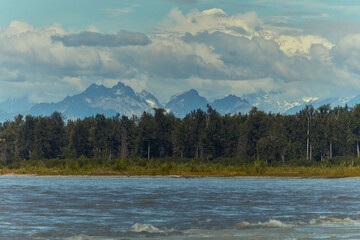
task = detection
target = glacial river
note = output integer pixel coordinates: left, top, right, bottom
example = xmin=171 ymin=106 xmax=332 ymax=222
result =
xmin=1 ymin=176 xmax=360 ymax=239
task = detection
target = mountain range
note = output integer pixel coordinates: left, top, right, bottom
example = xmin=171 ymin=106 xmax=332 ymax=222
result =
xmin=0 ymin=81 xmax=360 ymax=122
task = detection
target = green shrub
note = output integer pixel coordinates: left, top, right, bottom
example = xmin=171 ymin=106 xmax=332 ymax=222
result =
xmin=254 ymin=160 xmax=267 ymax=175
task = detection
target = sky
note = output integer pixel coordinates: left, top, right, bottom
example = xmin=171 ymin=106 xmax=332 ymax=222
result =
xmin=2 ymin=0 xmax=360 ymax=104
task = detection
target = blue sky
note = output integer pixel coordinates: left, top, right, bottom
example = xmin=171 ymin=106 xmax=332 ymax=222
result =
xmin=1 ymin=0 xmax=360 ymax=104
xmin=2 ymin=0 xmax=360 ymax=33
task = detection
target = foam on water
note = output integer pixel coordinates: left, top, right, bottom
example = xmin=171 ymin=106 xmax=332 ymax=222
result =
xmin=238 ymin=215 xmax=360 ymax=229
xmin=238 ymin=219 xmax=293 ymax=228
xmin=262 ymin=219 xmax=292 ymax=228
xmin=309 ymin=216 xmax=360 ymax=226
xmin=65 ymin=234 xmax=98 ymax=240
xmin=130 ymin=223 xmax=164 ymax=233
xmin=63 ymin=217 xmax=360 ymax=240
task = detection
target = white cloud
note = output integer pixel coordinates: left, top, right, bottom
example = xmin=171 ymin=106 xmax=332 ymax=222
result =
xmin=162 ymin=8 xmax=262 ymax=38
xmin=162 ymin=8 xmax=334 ymax=57
xmin=332 ymin=34 xmax=360 ymax=71
xmin=0 ymin=8 xmax=359 ymax=105
xmin=104 ymin=5 xmax=140 ymax=16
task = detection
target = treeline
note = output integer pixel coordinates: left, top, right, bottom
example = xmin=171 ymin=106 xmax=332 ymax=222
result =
xmin=1 ymin=104 xmax=360 ymax=165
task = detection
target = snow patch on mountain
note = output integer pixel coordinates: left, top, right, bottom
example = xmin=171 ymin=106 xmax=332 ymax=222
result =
xmin=165 ymin=89 xmax=208 ymax=118
xmin=302 ymin=97 xmax=319 ymax=103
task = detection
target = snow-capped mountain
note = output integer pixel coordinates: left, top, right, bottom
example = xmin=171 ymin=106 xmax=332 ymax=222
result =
xmin=242 ymin=90 xmax=302 ymax=113
xmin=346 ymin=94 xmax=360 ymax=108
xmin=242 ymin=90 xmax=350 ymax=114
xmin=242 ymin=88 xmax=357 ymax=115
xmin=165 ymin=89 xmax=208 ymax=118
xmin=30 ymin=82 xmax=158 ymax=119
xmin=25 ymin=84 xmax=257 ymax=120
xmin=2 ymin=81 xmax=360 ymax=122
xmin=137 ymin=90 xmax=163 ymax=109
xmin=285 ymin=97 xmax=349 ymax=114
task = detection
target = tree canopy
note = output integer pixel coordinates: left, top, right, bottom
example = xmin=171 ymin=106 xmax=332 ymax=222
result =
xmin=0 ymin=104 xmax=359 ymax=164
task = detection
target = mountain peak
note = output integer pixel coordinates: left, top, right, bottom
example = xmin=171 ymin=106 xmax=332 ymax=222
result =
xmin=185 ymin=89 xmax=201 ymax=97
xmin=188 ymin=89 xmax=199 ymax=94
xmin=170 ymin=89 xmax=200 ymax=101
xmin=84 ymin=83 xmax=106 ymax=93
xmin=112 ymin=81 xmax=126 ymax=89
xmin=212 ymin=94 xmax=251 ymax=115
xmin=111 ymin=82 xmax=137 ymax=98
xmin=137 ymin=90 xmax=163 ymax=109
xmin=30 ymin=81 xmax=160 ymax=119
xmin=166 ymin=89 xmax=208 ymax=118
xmin=223 ymin=94 xmax=238 ymax=100
xmin=87 ymin=83 xmax=102 ymax=89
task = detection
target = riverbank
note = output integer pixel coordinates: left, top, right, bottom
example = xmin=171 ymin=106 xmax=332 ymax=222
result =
xmin=2 ymin=165 xmax=360 ymax=178
xmin=1 ymin=157 xmax=360 ymax=178
xmin=2 ymin=173 xmax=305 ymax=178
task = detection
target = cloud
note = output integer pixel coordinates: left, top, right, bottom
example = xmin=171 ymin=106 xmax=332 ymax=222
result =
xmin=332 ymin=34 xmax=360 ymax=74
xmin=162 ymin=8 xmax=263 ymax=37
xmin=1 ymin=8 xmax=360 ymax=105
xmin=182 ymin=31 xmax=336 ymax=84
xmin=51 ymin=30 xmax=151 ymax=47
xmin=161 ymin=8 xmax=333 ymax=57
xmin=104 ymin=4 xmax=140 ymax=16
xmin=105 ymin=8 xmax=134 ymax=16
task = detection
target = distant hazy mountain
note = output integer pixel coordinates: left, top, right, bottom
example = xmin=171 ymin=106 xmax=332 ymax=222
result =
xmin=30 ymin=82 xmax=158 ymax=119
xmin=2 ymin=81 xmax=360 ymax=122
xmin=0 ymin=96 xmax=35 ymax=122
xmin=0 ymin=109 xmax=16 ymax=122
xmin=346 ymin=94 xmax=360 ymax=107
xmin=242 ymin=90 xmax=350 ymax=114
xmin=165 ymin=90 xmax=251 ymax=117
xmin=242 ymin=90 xmax=303 ymax=113
xmin=211 ymin=95 xmax=251 ymax=115
xmin=165 ymin=89 xmax=208 ymax=118
xmin=285 ymin=97 xmax=348 ymax=114
xmin=0 ymin=96 xmax=34 ymax=113
xmin=29 ymin=86 xmax=253 ymax=119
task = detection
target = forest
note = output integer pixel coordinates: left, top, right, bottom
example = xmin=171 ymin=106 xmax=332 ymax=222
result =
xmin=1 ymin=104 xmax=360 ymax=175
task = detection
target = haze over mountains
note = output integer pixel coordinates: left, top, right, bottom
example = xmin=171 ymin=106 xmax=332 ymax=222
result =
xmin=0 ymin=81 xmax=360 ymax=122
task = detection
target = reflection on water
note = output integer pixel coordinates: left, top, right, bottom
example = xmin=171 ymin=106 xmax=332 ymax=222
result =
xmin=1 ymin=177 xmax=360 ymax=239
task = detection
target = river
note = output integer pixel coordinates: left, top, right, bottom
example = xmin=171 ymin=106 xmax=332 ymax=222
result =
xmin=1 ymin=176 xmax=360 ymax=239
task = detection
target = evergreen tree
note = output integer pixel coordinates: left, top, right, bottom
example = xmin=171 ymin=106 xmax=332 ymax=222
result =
xmin=137 ymin=112 xmax=156 ymax=160
xmin=70 ymin=120 xmax=92 ymax=158
xmin=18 ymin=115 xmax=35 ymax=160
xmin=245 ymin=107 xmax=268 ymax=160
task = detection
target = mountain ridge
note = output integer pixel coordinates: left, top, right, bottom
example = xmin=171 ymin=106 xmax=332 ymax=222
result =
xmin=1 ymin=81 xmax=360 ymax=122
xmin=28 ymin=83 xmax=253 ymax=120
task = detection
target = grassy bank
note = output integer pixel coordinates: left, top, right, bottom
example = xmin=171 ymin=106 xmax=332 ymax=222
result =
xmin=2 ymin=166 xmax=360 ymax=178
xmin=1 ymin=157 xmax=360 ymax=178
